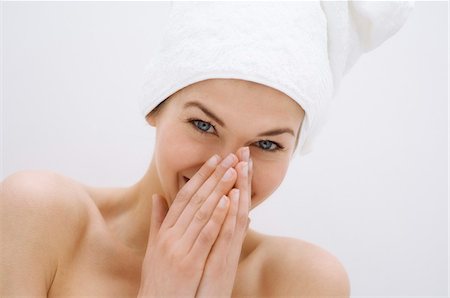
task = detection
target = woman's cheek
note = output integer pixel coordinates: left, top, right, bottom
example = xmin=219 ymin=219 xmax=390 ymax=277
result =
xmin=155 ymin=126 xmax=197 ymax=195
xmin=158 ymin=126 xmax=213 ymax=177
xmin=251 ymin=162 xmax=289 ymax=208
xmin=158 ymin=124 xmax=199 ymax=157
xmin=173 ymin=134 xmax=198 ymax=159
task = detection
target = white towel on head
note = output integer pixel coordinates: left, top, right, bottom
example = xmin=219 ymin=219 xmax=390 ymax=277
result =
xmin=139 ymin=1 xmax=414 ymax=156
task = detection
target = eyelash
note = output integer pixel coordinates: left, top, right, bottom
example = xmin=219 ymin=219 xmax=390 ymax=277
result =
xmin=187 ymin=118 xmax=285 ymax=152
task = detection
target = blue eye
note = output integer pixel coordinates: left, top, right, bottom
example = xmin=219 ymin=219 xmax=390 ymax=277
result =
xmin=188 ymin=118 xmax=284 ymax=152
xmin=257 ymin=140 xmax=281 ymax=152
xmin=191 ymin=119 xmax=216 ymax=134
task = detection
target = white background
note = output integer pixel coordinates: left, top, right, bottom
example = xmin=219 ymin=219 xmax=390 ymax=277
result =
xmin=2 ymin=1 xmax=448 ymax=297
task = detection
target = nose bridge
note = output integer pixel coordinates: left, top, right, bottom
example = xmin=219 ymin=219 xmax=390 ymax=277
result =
xmin=216 ymin=142 xmax=244 ymax=160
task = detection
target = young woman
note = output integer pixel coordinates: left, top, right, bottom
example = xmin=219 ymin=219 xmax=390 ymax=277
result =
xmin=1 ymin=1 xmax=413 ymax=296
xmin=1 ymin=78 xmax=349 ymax=297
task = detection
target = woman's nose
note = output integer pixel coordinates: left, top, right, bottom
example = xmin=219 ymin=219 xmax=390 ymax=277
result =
xmin=216 ymin=146 xmax=249 ymax=162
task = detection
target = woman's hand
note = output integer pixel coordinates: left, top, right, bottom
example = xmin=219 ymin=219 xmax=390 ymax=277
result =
xmin=195 ymin=147 xmax=254 ymax=298
xmin=138 ymin=153 xmax=239 ymax=297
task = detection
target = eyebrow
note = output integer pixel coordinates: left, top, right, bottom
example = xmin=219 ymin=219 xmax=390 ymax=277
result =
xmin=184 ymin=101 xmax=226 ymax=127
xmin=183 ymin=101 xmax=295 ymax=137
xmin=257 ymin=128 xmax=295 ymax=137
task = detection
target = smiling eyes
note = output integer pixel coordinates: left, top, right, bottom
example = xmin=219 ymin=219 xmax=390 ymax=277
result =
xmin=258 ymin=140 xmax=279 ymax=151
xmin=193 ymin=119 xmax=215 ymax=133
xmin=189 ymin=118 xmax=284 ymax=152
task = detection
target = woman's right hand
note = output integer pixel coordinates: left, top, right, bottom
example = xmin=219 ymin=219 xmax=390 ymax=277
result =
xmin=137 ymin=153 xmax=239 ymax=297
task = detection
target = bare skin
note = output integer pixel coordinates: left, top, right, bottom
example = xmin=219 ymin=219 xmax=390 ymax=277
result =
xmin=1 ymin=79 xmax=350 ymax=297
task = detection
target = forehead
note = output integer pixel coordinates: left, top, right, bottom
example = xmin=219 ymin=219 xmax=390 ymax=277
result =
xmin=172 ymin=78 xmax=304 ymax=122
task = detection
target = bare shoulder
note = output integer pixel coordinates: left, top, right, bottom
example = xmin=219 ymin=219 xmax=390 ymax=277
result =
xmin=0 ymin=170 xmax=92 ymax=295
xmin=253 ymin=231 xmax=350 ymax=297
xmin=1 ymin=170 xmax=92 ymax=226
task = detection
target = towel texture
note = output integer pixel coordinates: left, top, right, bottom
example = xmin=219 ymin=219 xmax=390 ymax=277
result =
xmin=140 ymin=1 xmax=414 ymax=156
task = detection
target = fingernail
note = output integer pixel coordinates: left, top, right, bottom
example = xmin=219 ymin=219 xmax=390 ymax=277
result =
xmin=207 ymin=154 xmax=220 ymax=167
xmin=242 ymin=147 xmax=250 ymax=162
xmin=218 ymin=195 xmax=228 ymax=208
xmin=222 ymin=167 xmax=235 ymax=181
xmin=222 ymin=153 xmax=235 ymax=168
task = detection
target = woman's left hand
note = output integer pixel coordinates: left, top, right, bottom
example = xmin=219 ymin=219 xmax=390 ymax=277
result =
xmin=195 ymin=147 xmax=254 ymax=298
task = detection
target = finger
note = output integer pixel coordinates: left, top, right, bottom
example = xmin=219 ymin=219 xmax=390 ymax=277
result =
xmin=248 ymin=157 xmax=253 ymax=209
xmin=160 ymin=154 xmax=220 ymax=230
xmin=147 ymin=194 xmax=169 ymax=249
xmin=234 ymin=161 xmax=250 ymax=237
xmin=226 ymin=163 xmax=251 ymax=265
xmin=236 ymin=147 xmax=243 ymax=161
xmin=176 ymin=166 xmax=237 ymax=241
xmin=172 ymin=154 xmax=237 ymax=234
xmin=187 ymin=195 xmax=230 ymax=261
xmin=236 ymin=146 xmax=250 ymax=163
xmin=235 ymin=161 xmax=250 ymax=218
xmin=203 ymin=188 xmax=240 ymax=267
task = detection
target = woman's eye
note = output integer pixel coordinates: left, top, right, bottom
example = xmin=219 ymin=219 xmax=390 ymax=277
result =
xmin=257 ymin=140 xmax=281 ymax=152
xmin=191 ymin=119 xmax=215 ymax=134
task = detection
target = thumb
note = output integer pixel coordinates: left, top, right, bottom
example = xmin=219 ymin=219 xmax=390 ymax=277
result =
xmin=148 ymin=194 xmax=169 ymax=245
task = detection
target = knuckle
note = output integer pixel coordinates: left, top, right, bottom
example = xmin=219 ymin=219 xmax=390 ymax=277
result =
xmin=167 ymin=247 xmax=183 ymax=264
xmin=190 ymin=193 xmax=204 ymax=205
xmin=198 ymin=226 xmax=216 ymax=245
xmin=176 ymin=188 xmax=190 ymax=203
xmin=194 ymin=208 xmax=208 ymax=222
xmin=196 ymin=169 xmax=209 ymax=181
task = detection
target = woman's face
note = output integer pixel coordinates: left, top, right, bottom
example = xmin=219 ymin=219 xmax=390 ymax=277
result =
xmin=148 ymin=78 xmax=305 ymax=209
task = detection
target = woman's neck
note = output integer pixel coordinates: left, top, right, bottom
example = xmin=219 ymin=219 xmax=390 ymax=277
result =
xmin=86 ymin=156 xmax=163 ymax=256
